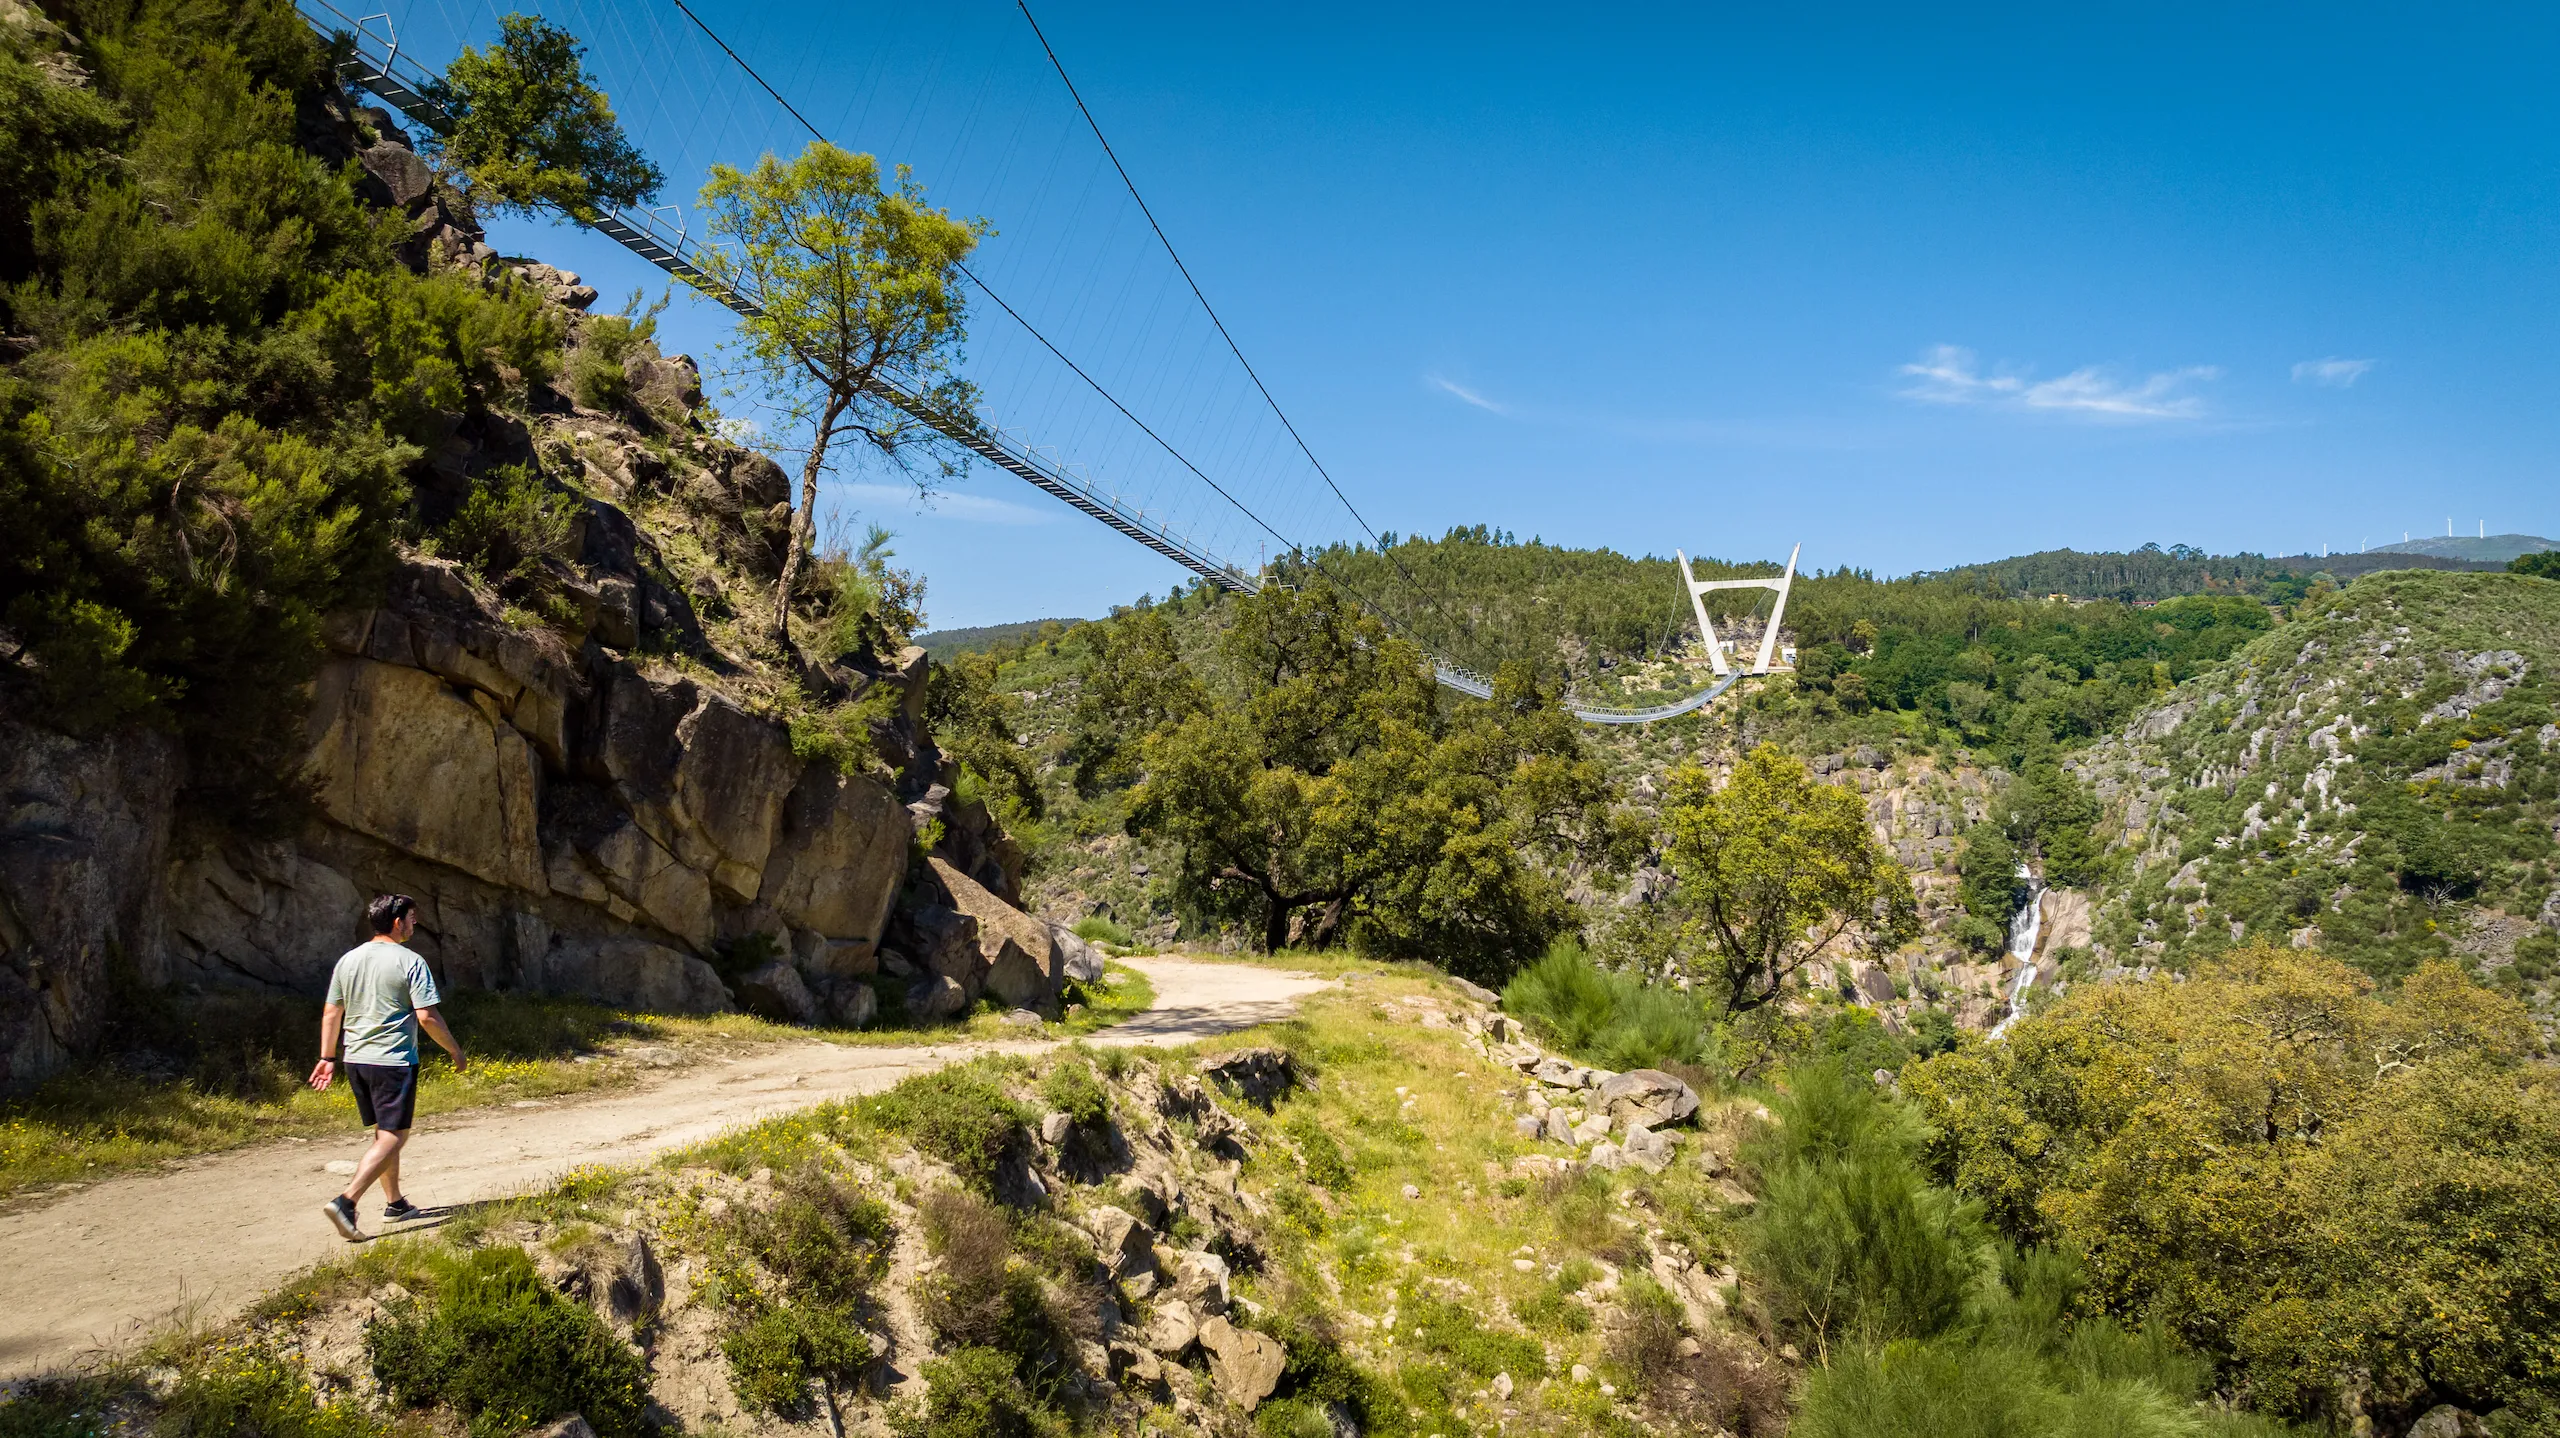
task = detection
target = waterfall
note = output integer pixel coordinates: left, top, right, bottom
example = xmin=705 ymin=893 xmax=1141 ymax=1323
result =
xmin=1989 ymin=866 xmax=2044 ymax=1040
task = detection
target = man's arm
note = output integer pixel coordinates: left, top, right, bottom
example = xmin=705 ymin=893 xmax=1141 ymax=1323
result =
xmin=308 ymin=1003 xmax=345 ymax=1090
xmin=416 ymin=1004 xmax=466 ymax=1074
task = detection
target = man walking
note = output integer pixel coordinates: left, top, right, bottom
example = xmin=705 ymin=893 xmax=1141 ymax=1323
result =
xmin=308 ymin=894 xmax=466 ymax=1241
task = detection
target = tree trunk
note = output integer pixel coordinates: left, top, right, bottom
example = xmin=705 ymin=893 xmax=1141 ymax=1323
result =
xmin=773 ymin=389 xmax=850 ymax=645
xmin=1263 ymin=885 xmax=1293 ymax=953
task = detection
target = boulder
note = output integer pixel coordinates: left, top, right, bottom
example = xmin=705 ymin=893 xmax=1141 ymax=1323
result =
xmin=756 ymin=765 xmax=905 ymax=969
xmin=893 ymin=903 xmax=984 ymax=991
xmin=306 ymin=658 xmax=546 ymax=894
xmin=1595 ymin=1068 xmax=1701 ymax=1127
xmin=734 ymin=959 xmax=816 ymax=1024
xmin=1570 ymin=1112 xmax=1614 ymax=1146
xmin=1618 ymin=1122 xmax=1679 ymax=1173
xmin=358 ymin=140 xmax=434 ymax=208
xmin=1168 ymin=1249 xmax=1231 ymax=1315
xmin=1083 ymin=1206 xmax=1154 ymax=1279
xmin=1141 ymin=1298 xmax=1198 ymax=1357
xmin=807 ymin=976 xmax=877 ymax=1028
xmin=1531 ymin=1055 xmax=1582 ymax=1087
xmin=2409 ymin=1407 xmax=2490 ymax=1438
xmin=672 ymin=697 xmax=798 ymax=902
xmin=907 ymin=973 xmax=969 ymax=1021
xmin=1197 ymin=1316 xmax=1286 ymax=1411
xmin=1447 ymin=975 xmax=1500 ymax=1005
xmin=1051 ymin=924 xmax=1107 ymax=983
xmin=1854 ymin=965 xmax=1897 ymax=1005
xmin=0 ymin=721 xmax=182 ymax=1087
xmin=930 ymin=857 xmax=1058 ymax=1005
xmin=1543 ymin=1109 xmax=1576 ymax=1145
xmin=1203 ymin=1047 xmax=1297 ymax=1110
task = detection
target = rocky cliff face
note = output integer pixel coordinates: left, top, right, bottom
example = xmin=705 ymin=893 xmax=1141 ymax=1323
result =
xmin=0 ymin=89 xmax=1059 ymax=1087
xmin=0 ymin=526 xmax=1048 ymax=1086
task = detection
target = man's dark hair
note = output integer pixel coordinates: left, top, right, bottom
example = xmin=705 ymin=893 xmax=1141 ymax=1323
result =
xmin=367 ymin=894 xmax=418 ymax=935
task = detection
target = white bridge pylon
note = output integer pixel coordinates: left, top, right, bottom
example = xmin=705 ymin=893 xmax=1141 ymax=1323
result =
xmin=1679 ymin=544 xmax=1800 ymax=677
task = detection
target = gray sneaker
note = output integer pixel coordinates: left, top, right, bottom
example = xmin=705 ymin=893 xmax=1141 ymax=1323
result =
xmin=382 ymin=1198 xmax=427 ymax=1223
xmin=322 ymin=1194 xmax=364 ymax=1242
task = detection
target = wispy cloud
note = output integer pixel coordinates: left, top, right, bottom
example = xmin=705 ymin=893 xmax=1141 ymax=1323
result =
xmin=2292 ymin=356 xmax=2375 ymax=388
xmin=1425 ymin=373 xmax=1508 ymax=414
xmin=1897 ymin=344 xmax=2219 ymax=421
xmin=833 ymin=481 xmax=1056 ymax=527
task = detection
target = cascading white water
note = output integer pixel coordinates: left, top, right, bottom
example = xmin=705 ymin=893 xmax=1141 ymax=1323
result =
xmin=1989 ymin=865 xmax=2044 ymax=1040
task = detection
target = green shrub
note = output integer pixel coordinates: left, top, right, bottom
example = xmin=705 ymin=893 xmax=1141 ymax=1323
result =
xmin=1738 ymin=1066 xmax=1991 ymax=1355
xmin=720 ymin=1300 xmax=868 ymax=1417
xmin=1038 ymin=1055 xmax=1108 ymax=1131
xmin=1401 ymin=1286 xmax=1547 ymax=1380
xmin=890 ymin=1346 xmax=1061 ymax=1438
xmin=914 ymin=1190 xmax=1087 ymax=1398
xmin=564 ymin=292 xmax=663 ymax=413
xmin=440 ymin=462 xmax=577 ymax=593
xmin=1501 ymin=941 xmax=1718 ymax=1071
xmin=862 ymin=1064 xmax=1031 ymax=1194
xmin=1071 ymin=915 xmax=1134 ymax=947
xmin=366 ymin=1245 xmax=649 ymax=1438
xmin=744 ymin=1165 xmax=895 ymax=1309
xmin=1790 ymin=1329 xmax=2268 ymax=1438
xmin=155 ymin=1351 xmax=391 ymax=1438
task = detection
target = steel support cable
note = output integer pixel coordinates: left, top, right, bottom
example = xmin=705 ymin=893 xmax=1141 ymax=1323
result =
xmin=1011 ymin=0 xmax=1498 ymax=674
xmin=648 ymin=0 xmax=1468 ymax=659
xmin=311 ymin=3 xmax=1721 ymax=719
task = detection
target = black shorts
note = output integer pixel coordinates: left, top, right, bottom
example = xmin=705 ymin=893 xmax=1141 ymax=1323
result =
xmin=346 ymin=1062 xmax=420 ymax=1132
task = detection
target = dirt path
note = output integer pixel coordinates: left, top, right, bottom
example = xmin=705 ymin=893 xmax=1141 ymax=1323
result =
xmin=0 ymin=956 xmax=1329 ymax=1378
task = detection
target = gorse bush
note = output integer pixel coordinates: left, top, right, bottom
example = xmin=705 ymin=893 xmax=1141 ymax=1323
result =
xmin=1738 ymin=1064 xmax=1991 ymax=1358
xmin=913 ymin=1189 xmax=1088 ymax=1399
xmin=438 ymin=463 xmax=576 ymax=594
xmin=861 ymin=1062 xmax=1031 ymax=1195
xmin=890 ymin=1346 xmax=1061 ymax=1438
xmin=1037 ymin=1054 xmax=1108 ymax=1131
xmin=366 ymin=1244 xmax=649 ymax=1438
xmin=700 ymin=1163 xmax=894 ymax=1414
xmin=1072 ymin=915 xmax=1135 ymax=947
xmin=1501 ymin=941 xmax=1718 ymax=1071
xmin=564 ymin=290 xmax=664 ymax=412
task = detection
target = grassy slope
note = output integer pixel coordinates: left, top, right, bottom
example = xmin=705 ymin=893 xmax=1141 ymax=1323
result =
xmin=2074 ymin=570 xmax=2560 ymax=997
xmin=41 ymin=958 xmax=1780 ymax=1438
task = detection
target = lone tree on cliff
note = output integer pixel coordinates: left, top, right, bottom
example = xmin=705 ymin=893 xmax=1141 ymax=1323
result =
xmin=696 ymin=143 xmax=985 ymax=648
xmin=423 ymin=13 xmax=662 ymax=224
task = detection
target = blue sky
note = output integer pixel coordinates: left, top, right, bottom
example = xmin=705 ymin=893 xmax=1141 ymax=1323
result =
xmin=466 ymin=1 xmax=2560 ymax=629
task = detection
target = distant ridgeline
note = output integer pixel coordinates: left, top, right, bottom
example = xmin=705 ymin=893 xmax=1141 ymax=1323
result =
xmin=917 ymin=618 xmax=1088 ymax=660
xmin=1918 ymin=541 xmax=2530 ymax=603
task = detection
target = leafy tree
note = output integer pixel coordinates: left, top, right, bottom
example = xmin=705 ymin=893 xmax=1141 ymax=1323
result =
xmin=928 ymin=648 xmax=1041 ymax=825
xmin=1129 ymin=584 xmax=1432 ymax=952
xmin=422 ymin=13 xmax=662 ymax=224
xmin=1662 ymin=744 xmax=1916 ymax=1013
xmin=1120 ymin=584 xmax=1621 ymax=975
xmin=1063 ymin=605 xmax=1205 ymax=793
xmin=1903 ymin=946 xmax=2558 ymax=1421
xmin=2508 ymin=550 xmax=2560 ymax=580
xmin=696 ymin=143 xmax=984 ymax=646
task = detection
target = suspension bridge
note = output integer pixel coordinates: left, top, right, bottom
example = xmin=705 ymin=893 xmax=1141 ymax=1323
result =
xmin=298 ymin=0 xmax=1793 ymax=724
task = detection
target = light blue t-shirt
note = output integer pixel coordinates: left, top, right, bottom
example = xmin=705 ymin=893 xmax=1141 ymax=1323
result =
xmin=324 ymin=940 xmax=442 ymax=1066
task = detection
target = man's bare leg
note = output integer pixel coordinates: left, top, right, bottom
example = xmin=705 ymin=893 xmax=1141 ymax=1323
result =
xmin=340 ymin=1128 xmax=408 ymax=1205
